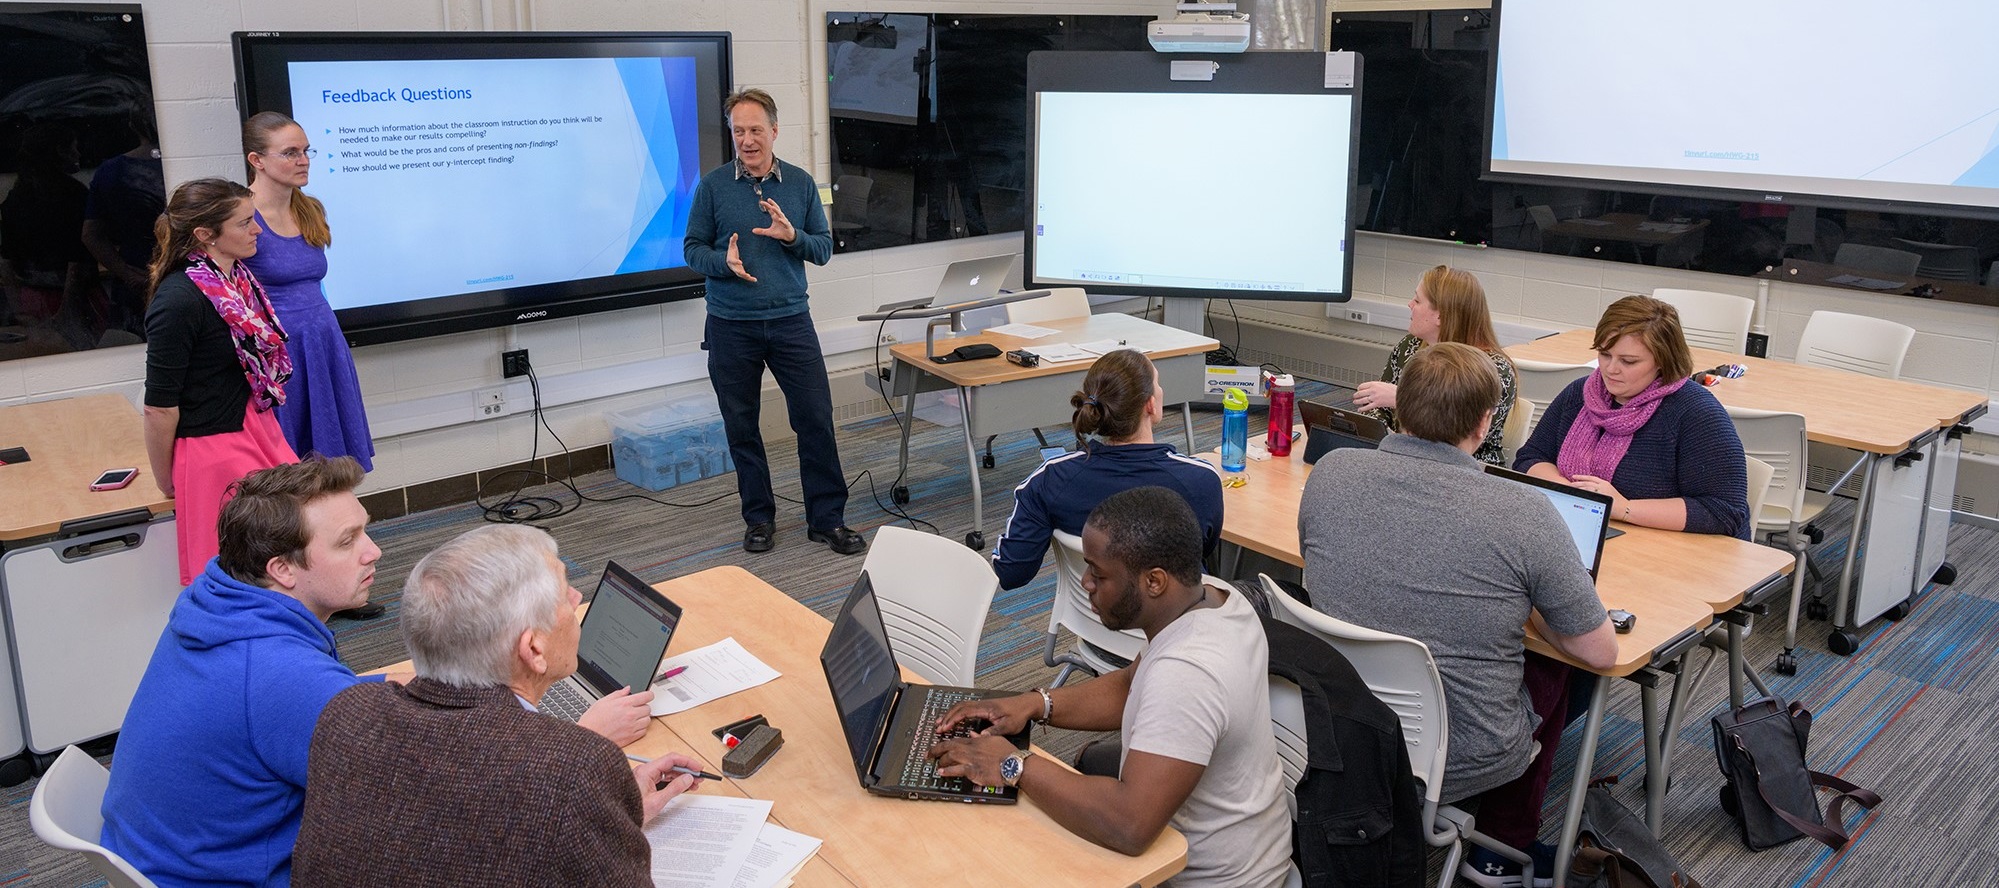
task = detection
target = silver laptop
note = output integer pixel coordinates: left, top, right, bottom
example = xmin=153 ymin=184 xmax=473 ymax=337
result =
xmin=539 ymin=560 xmax=683 ymax=722
xmin=874 ymin=254 xmax=1016 ymax=313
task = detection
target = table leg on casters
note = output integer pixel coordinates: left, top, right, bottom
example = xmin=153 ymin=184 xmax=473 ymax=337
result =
xmin=1182 ymin=403 xmax=1197 ymax=453
xmin=896 ymin=386 xmax=917 ymax=481
xmin=1830 ymin=458 xmax=1878 ymax=639
xmin=958 ymin=386 xmax=986 ymax=549
xmin=1657 ymin=651 xmax=1697 ymax=799
xmin=1554 ymin=678 xmax=1611 ymax=888
xmin=1727 ymin=620 xmax=1746 ymax=709
xmin=1641 ymin=677 xmax=1664 ymax=833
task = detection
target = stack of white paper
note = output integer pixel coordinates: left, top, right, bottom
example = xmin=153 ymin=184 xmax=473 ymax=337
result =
xmin=645 ymin=795 xmax=823 ymax=888
xmin=649 ymin=637 xmax=782 ymax=716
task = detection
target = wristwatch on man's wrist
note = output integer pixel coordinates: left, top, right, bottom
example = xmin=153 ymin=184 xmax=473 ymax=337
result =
xmin=999 ymin=751 xmax=1028 ymax=787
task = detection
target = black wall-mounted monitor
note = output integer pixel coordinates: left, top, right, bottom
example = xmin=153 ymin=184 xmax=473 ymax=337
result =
xmin=1024 ymin=51 xmax=1361 ymax=304
xmin=233 ymin=31 xmax=732 ymax=346
xmin=1485 ymin=0 xmax=1999 ymax=220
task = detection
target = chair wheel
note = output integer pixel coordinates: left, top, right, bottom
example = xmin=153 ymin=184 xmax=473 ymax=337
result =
xmin=1828 ymin=630 xmax=1860 ymax=656
xmin=964 ymin=531 xmax=985 ymax=550
xmin=981 ymin=454 xmax=995 ymax=469
xmin=1774 ymin=651 xmax=1797 ymax=676
xmin=1931 ymin=562 xmax=1957 ymax=586
xmin=891 ymin=485 xmax=910 ymax=505
xmin=1884 ymin=600 xmax=1911 ymax=621
xmin=0 ymin=754 xmax=33 ymax=787
xmin=1805 ymin=599 xmax=1829 ymax=620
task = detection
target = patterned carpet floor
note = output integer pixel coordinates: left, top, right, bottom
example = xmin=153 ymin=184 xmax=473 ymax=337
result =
xmin=7 ymin=381 xmax=1997 ymax=886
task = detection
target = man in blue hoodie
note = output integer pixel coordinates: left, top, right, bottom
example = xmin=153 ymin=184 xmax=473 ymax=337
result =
xmin=98 ymin=457 xmax=655 ymax=886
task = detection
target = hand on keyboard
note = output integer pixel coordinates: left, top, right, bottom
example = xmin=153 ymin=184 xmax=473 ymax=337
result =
xmin=579 ymin=687 xmax=656 ymax=746
xmin=930 ymin=732 xmax=1021 ymax=789
xmin=932 ymin=692 xmax=1036 ymax=737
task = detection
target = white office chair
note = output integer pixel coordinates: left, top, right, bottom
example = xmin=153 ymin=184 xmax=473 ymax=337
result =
xmin=1005 ymin=287 xmax=1090 ymax=325
xmin=1832 ymin=243 xmax=1921 ymax=278
xmin=1650 ymin=288 xmax=1753 ymax=353
xmin=1046 ymin=529 xmax=1148 ymax=686
xmin=1512 ymin=358 xmax=1594 ymax=435
xmin=1890 ymin=237 xmax=1981 ymax=281
xmin=1795 ymin=310 xmax=1914 ymax=379
xmin=29 ymin=746 xmax=160 ymax=888
xmin=1745 ymin=455 xmax=1775 ymax=533
xmin=861 ymin=525 xmax=999 ymax=686
xmin=1499 ymin=395 xmax=1532 ymax=465
xmin=1261 ymin=576 xmax=1532 ymax=888
xmin=1727 ymin=407 xmax=1834 ymax=675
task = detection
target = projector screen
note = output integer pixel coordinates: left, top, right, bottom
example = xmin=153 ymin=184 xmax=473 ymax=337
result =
xmin=1025 ymin=51 xmax=1359 ymax=302
xmin=1486 ymin=0 xmax=1999 ymax=217
xmin=233 ymin=32 xmax=731 ymax=345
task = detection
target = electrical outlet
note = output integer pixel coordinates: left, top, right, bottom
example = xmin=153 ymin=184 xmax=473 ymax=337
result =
xmin=878 ymin=331 xmax=898 ymax=346
xmin=1344 ymin=308 xmax=1370 ymax=325
xmin=475 ymin=387 xmax=506 ymax=418
xmin=501 ymin=349 xmax=530 ymax=378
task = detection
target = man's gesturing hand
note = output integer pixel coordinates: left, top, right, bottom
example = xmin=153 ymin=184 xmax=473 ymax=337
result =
xmin=726 ymin=233 xmax=758 ymax=282
xmin=751 ymin=197 xmax=796 ymax=244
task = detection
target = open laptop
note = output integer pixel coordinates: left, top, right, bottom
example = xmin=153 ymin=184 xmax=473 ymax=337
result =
xmin=539 ymin=560 xmax=683 ymax=722
xmin=820 ymin=571 xmax=1028 ymax=803
xmin=1300 ymin=399 xmax=1391 ymax=464
xmin=1482 ymin=465 xmax=1617 ymax=579
xmin=873 ymin=254 xmax=1016 ymax=313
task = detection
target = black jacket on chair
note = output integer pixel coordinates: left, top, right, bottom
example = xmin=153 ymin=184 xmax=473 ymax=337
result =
xmin=1264 ymin=617 xmax=1426 ymax=888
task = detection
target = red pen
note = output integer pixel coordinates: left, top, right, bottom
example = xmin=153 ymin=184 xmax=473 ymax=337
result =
xmin=651 ymin=665 xmax=687 ymax=685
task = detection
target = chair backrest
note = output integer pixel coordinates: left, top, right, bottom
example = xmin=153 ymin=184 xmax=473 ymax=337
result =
xmin=1260 ymin=577 xmax=1449 ymax=805
xmin=1511 ymin=358 xmax=1593 ymax=434
xmin=860 ymin=526 xmax=999 ymax=686
xmin=831 ymin=175 xmax=872 ymax=228
xmin=1650 ymin=288 xmax=1753 ymax=353
xmin=1832 ymin=242 xmax=1921 ymax=278
xmin=1049 ymin=530 xmax=1148 ymax=662
xmin=1795 ymin=310 xmax=1914 ymax=379
xmin=29 ymin=746 xmax=160 ymax=888
xmin=1744 ymin=456 xmax=1775 ymax=531
xmin=1726 ymin=406 xmax=1808 ymax=532
xmin=1499 ymin=395 xmax=1532 ymax=464
xmin=1006 ymin=287 xmax=1091 ymax=325
xmin=1526 ymin=204 xmax=1556 ymax=230
xmin=1890 ymin=237 xmax=1981 ymax=281
xmin=1268 ymin=675 xmax=1308 ymax=820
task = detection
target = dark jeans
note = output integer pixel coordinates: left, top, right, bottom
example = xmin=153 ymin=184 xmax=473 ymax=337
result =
xmin=704 ymin=311 xmax=848 ymax=530
xmin=1475 ymin=651 xmax=1574 ymax=850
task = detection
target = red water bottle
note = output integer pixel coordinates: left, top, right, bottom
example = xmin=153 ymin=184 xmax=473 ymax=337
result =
xmin=1265 ymin=373 xmax=1295 ymax=457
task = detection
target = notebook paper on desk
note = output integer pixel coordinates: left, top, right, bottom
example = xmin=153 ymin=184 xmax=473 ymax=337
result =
xmin=648 ymin=637 xmax=780 ymax=715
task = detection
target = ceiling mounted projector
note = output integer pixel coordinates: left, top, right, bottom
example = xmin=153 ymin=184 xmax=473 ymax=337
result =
xmin=1149 ymin=1 xmax=1251 ymax=53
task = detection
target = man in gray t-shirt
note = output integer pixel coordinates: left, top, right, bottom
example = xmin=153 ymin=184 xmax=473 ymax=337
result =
xmin=931 ymin=487 xmax=1290 ymax=888
xmin=1299 ymin=343 xmax=1616 ymax=888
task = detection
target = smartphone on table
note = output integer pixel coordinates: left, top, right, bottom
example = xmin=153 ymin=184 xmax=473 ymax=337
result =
xmin=90 ymin=468 xmax=139 ymax=491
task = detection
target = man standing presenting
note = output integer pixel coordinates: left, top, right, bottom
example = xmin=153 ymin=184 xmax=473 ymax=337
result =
xmin=929 ymin=487 xmax=1290 ymax=888
xmin=683 ymin=88 xmax=863 ymax=556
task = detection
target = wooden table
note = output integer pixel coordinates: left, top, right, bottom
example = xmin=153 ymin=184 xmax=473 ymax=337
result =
xmin=1761 ymin=258 xmax=1999 ymax=309
xmin=0 ymin=394 xmax=180 ymax=772
xmin=881 ymin=313 xmax=1217 ymax=550
xmin=644 ymin=566 xmax=1186 ymax=887
xmin=1508 ymin=328 xmax=1987 ymax=648
xmin=1199 ymin=444 xmax=1791 ymax=886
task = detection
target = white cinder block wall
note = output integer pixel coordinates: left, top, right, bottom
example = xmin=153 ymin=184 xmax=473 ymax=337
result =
xmin=2 ymin=0 xmax=1994 ymax=497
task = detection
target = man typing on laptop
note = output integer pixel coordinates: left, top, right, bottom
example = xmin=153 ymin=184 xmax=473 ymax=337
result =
xmin=1298 ymin=342 xmax=1617 ymax=888
xmin=927 ymin=487 xmax=1291 ymax=888
xmin=293 ymin=525 xmax=701 ymax=888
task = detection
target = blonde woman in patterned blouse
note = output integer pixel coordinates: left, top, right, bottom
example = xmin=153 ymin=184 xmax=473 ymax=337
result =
xmin=1350 ymin=265 xmax=1517 ymax=465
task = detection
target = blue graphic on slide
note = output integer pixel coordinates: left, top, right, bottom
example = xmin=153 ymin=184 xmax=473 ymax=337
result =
xmin=287 ymin=56 xmax=706 ymax=310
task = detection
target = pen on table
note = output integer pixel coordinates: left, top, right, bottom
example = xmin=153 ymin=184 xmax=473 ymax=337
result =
xmin=652 ymin=665 xmax=687 ymax=685
xmin=625 ymin=755 xmax=722 ymax=781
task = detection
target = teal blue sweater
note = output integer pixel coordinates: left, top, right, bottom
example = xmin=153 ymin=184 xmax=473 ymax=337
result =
xmin=682 ymin=159 xmax=833 ymax=320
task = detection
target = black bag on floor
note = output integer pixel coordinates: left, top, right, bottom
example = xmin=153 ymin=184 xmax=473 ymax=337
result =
xmin=1710 ymin=696 xmax=1881 ymax=851
xmin=1570 ymin=777 xmax=1703 ymax=888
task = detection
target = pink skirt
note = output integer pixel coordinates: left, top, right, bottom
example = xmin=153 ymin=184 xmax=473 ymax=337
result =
xmin=173 ymin=402 xmax=298 ymax=585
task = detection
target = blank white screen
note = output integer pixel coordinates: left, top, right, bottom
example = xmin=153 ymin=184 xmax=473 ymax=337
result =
xmin=1491 ymin=0 xmax=1999 ymax=210
xmin=1032 ymin=91 xmax=1352 ymax=294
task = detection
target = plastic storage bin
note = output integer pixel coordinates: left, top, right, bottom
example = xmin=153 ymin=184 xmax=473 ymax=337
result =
xmin=608 ymin=396 xmax=735 ymax=492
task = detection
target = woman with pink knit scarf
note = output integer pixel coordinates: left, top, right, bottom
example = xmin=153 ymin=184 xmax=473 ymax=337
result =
xmin=1513 ymin=295 xmax=1750 ymax=539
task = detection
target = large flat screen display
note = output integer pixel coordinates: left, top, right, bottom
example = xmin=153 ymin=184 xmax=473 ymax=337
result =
xmin=1486 ymin=0 xmax=1999 ymax=218
xmin=1024 ymin=51 xmax=1359 ymax=303
xmin=233 ymin=32 xmax=732 ymax=345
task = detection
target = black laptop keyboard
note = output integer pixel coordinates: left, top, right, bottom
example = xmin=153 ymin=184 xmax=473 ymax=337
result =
xmin=540 ymin=681 xmax=590 ymax=723
xmin=900 ymin=688 xmax=981 ymax=790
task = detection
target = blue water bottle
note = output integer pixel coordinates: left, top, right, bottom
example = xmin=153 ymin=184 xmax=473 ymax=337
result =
xmin=1220 ymin=388 xmax=1249 ymax=472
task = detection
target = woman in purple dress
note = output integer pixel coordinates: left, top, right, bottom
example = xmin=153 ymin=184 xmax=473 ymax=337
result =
xmin=242 ymin=111 xmax=375 ymax=472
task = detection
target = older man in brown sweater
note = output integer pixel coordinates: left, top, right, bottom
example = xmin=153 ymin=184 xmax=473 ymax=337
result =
xmin=293 ymin=525 xmax=705 ymax=887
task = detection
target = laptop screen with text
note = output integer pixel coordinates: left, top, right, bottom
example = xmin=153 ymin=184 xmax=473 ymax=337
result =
xmin=575 ymin=562 xmax=681 ymax=695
